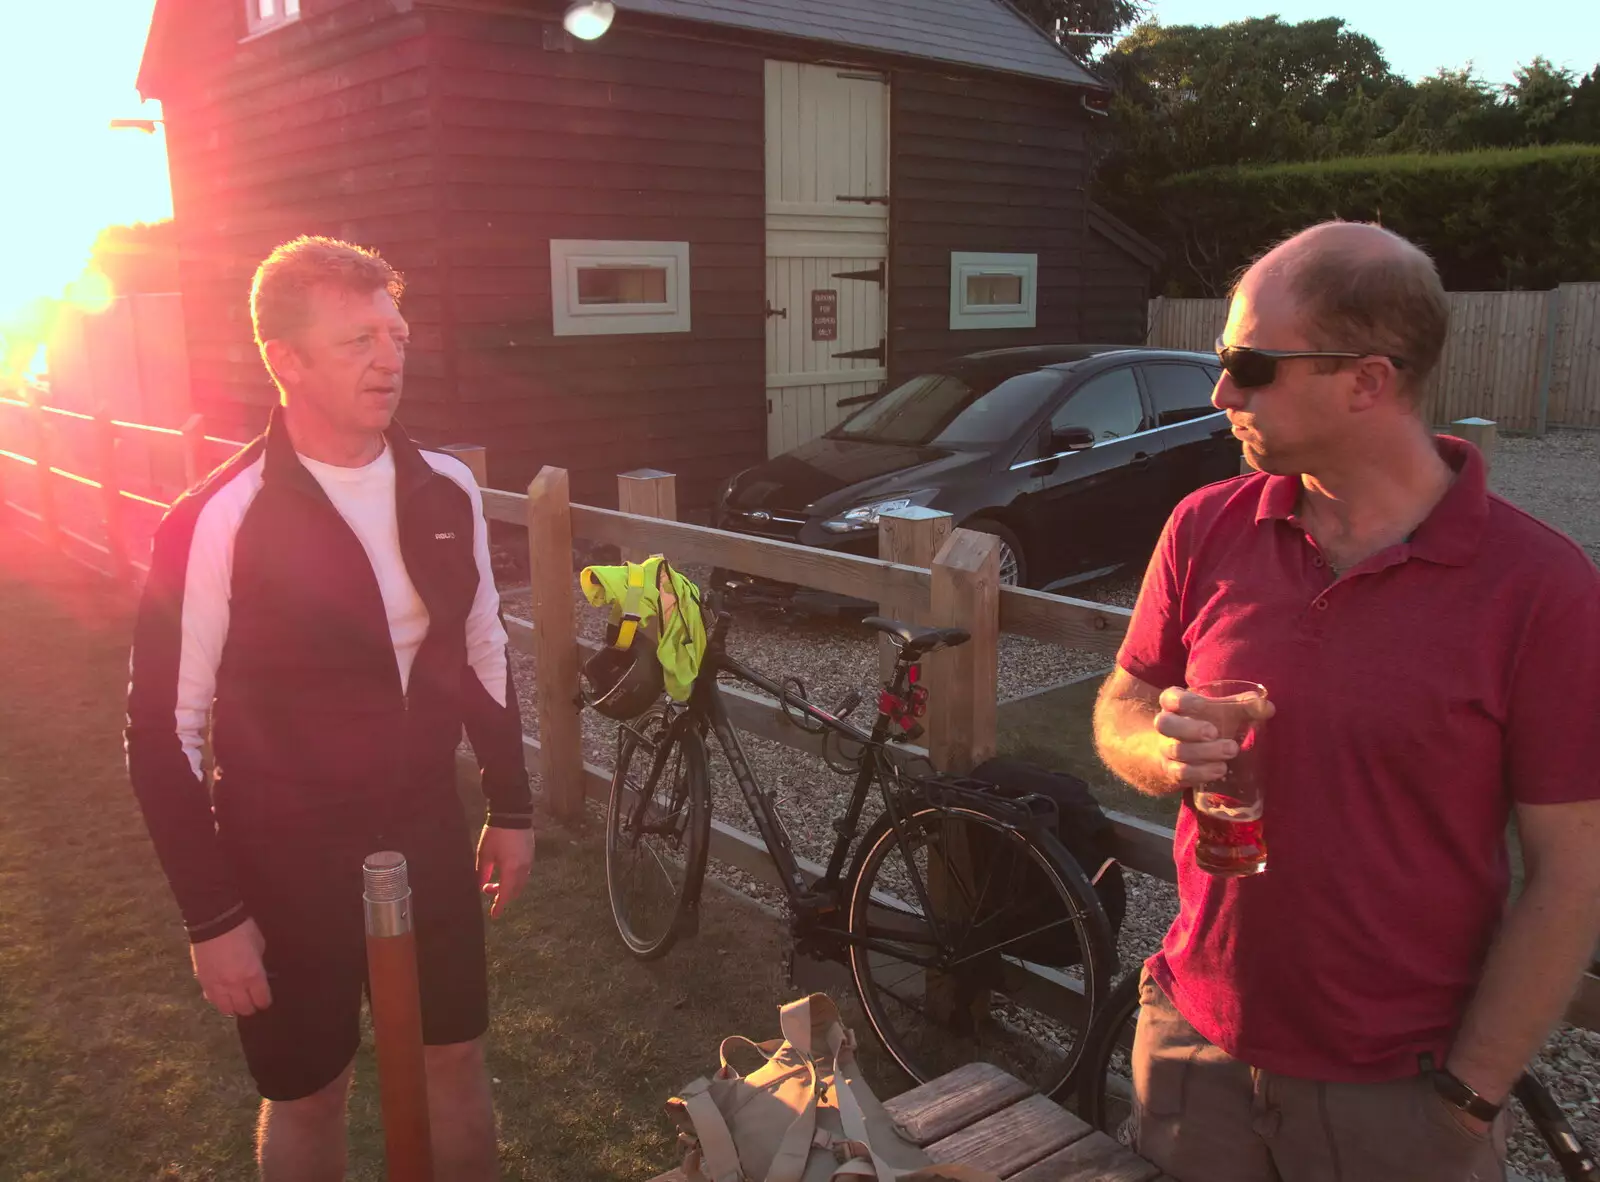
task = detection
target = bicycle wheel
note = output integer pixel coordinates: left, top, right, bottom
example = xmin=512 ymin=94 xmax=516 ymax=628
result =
xmin=1075 ymin=970 xmax=1142 ymax=1142
xmin=845 ymin=803 xmax=1114 ymax=1099
xmin=604 ymin=705 xmax=710 ymax=960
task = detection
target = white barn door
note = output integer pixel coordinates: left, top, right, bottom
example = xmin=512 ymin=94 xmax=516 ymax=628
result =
xmin=764 ymin=61 xmax=889 ymax=456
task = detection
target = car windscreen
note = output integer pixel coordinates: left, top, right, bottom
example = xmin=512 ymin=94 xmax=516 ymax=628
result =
xmin=827 ymin=368 xmax=1063 ymax=448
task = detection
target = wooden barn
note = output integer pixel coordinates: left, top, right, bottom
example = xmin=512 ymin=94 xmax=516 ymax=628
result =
xmin=137 ymin=0 xmax=1161 ymax=508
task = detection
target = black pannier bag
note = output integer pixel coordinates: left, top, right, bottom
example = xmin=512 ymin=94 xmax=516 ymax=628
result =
xmin=963 ymin=756 xmax=1127 ymax=968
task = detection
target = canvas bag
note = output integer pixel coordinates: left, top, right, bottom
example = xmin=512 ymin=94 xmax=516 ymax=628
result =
xmin=666 ymin=994 xmax=999 ymax=1182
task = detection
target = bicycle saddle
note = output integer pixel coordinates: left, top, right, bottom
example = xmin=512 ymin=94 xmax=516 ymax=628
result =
xmin=861 ymin=616 xmax=971 ymax=657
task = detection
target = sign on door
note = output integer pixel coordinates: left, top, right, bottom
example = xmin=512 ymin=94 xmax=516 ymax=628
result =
xmin=811 ymin=289 xmax=838 ymax=341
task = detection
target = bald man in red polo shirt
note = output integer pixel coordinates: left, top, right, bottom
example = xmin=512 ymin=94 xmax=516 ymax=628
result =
xmin=1094 ymin=221 xmax=1600 ymax=1181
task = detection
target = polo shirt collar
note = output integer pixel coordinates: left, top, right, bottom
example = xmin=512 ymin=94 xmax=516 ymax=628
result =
xmin=1252 ymin=435 xmax=1488 ymax=567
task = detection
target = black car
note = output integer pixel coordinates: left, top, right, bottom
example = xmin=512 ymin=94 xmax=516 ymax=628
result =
xmin=714 ymin=345 xmax=1236 ymax=596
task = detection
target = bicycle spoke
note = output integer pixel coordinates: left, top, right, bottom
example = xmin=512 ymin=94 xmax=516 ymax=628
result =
xmin=850 ymin=805 xmax=1110 ymax=1097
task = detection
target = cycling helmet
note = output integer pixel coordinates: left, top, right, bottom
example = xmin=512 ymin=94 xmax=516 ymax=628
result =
xmin=582 ymin=640 xmax=665 ymax=720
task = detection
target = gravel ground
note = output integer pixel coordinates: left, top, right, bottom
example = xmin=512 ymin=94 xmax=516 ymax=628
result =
xmin=499 ymin=431 xmax=1599 ymax=1173
xmin=1487 ymin=428 xmax=1600 ymax=565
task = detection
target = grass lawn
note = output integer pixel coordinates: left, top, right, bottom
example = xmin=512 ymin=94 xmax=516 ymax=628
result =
xmin=996 ymin=672 xmax=1178 ymax=828
xmin=0 ymin=528 xmax=871 ymax=1181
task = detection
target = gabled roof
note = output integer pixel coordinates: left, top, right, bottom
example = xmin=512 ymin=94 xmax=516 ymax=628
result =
xmin=138 ymin=0 xmax=1104 ymax=100
xmin=1088 ymin=201 xmax=1164 ymax=270
xmin=613 ymin=0 xmax=1104 ymax=89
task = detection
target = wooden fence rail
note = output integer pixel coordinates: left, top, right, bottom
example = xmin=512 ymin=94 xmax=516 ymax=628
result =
xmin=0 ymin=389 xmax=242 ymax=580
xmin=2 ymin=402 xmax=1595 ymax=1033
xmin=1147 ymin=283 xmax=1600 ymax=433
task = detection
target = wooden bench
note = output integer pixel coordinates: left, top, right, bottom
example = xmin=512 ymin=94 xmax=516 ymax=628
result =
xmin=648 ymin=1062 xmax=1167 ymax=1181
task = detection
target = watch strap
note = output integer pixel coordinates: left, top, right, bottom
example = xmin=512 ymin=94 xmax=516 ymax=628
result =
xmin=1431 ymin=1068 xmax=1504 ymax=1122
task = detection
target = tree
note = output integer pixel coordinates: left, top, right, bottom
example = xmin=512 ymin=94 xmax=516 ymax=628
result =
xmin=89 ymin=220 xmax=180 ymax=296
xmin=1094 ymin=17 xmax=1404 ymax=195
xmin=1508 ymin=56 xmax=1576 ymax=143
xmin=1009 ymin=0 xmax=1146 ymax=60
xmin=1379 ymin=67 xmax=1512 ymax=153
xmin=1558 ymin=65 xmax=1600 ymax=142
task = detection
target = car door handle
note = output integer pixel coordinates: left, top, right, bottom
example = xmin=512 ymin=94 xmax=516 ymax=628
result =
xmin=1130 ymin=451 xmax=1152 ymax=468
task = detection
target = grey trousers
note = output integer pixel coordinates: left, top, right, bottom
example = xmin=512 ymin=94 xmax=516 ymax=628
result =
xmin=1131 ymin=969 xmax=1511 ymax=1182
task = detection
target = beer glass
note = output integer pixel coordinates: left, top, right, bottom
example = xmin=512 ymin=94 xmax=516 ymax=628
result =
xmin=1187 ymin=680 xmax=1269 ymax=877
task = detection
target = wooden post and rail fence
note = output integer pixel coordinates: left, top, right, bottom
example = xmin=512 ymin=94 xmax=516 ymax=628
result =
xmin=0 ymin=398 xmax=1594 ymax=1033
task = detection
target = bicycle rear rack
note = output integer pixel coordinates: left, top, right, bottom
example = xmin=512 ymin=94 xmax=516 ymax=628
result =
xmin=913 ymin=774 xmax=1060 ymax=833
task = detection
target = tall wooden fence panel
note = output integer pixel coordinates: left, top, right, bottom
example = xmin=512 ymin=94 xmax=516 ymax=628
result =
xmin=1548 ymin=283 xmax=1600 ymax=430
xmin=1146 ymin=297 xmax=1227 ymax=353
xmin=1422 ymin=290 xmax=1551 ymax=433
xmin=1149 ymin=287 xmax=1600 ymax=432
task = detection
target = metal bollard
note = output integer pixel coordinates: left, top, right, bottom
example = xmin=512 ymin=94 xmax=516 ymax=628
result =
xmin=364 ymin=852 xmax=434 ymax=1182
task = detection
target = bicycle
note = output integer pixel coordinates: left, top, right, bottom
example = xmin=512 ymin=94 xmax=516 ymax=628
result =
xmin=1075 ymin=970 xmax=1599 ymax=1181
xmin=595 ymin=577 xmax=1116 ymax=1099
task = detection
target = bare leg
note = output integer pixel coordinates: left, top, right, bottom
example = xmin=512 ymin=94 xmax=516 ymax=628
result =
xmin=425 ymin=1038 xmax=498 ymax=1181
xmin=258 ymin=1061 xmax=354 ymax=1182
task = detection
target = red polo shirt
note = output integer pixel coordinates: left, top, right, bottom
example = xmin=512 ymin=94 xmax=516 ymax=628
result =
xmin=1118 ymin=437 xmax=1600 ymax=1082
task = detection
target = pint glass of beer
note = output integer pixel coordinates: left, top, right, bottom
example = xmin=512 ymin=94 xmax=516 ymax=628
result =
xmin=1188 ymin=680 xmax=1270 ymax=877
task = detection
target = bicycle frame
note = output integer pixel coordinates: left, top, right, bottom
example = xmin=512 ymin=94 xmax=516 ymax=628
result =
xmin=620 ymin=608 xmax=966 ymax=964
xmin=694 ymin=644 xmax=895 ymax=904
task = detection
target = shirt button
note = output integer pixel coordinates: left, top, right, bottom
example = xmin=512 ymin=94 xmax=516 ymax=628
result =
xmin=1314 ymin=598 xmax=1329 ymax=610
xmin=1312 ymin=556 xmax=1325 ymax=568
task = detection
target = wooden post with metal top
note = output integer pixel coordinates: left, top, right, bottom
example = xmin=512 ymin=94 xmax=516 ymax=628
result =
xmin=364 ymin=851 xmax=434 ymax=1182
xmin=877 ymin=506 xmax=952 ymax=684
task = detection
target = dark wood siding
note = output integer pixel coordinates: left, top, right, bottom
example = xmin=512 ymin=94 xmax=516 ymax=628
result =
xmin=887 ymin=72 xmax=1094 ymax=381
xmin=424 ymin=10 xmax=767 ymax=509
xmin=1083 ymin=207 xmax=1157 ymax=345
xmin=161 ymin=0 xmax=441 ymax=443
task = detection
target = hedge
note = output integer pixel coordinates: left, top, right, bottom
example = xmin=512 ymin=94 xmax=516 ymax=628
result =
xmin=1126 ymin=144 xmax=1600 ymax=295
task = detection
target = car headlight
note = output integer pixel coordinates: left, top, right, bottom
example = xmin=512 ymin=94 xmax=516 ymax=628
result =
xmin=820 ymin=491 xmax=937 ymax=534
xmin=716 ymin=471 xmax=744 ymax=514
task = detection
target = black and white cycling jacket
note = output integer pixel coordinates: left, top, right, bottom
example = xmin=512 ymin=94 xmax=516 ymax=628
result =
xmin=126 ymin=408 xmax=532 ymax=943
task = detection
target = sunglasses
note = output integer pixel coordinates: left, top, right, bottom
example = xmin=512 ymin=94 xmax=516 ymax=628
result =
xmin=1215 ymin=338 xmax=1408 ymax=389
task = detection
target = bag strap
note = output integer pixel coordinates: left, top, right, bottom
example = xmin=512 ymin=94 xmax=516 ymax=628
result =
xmin=762 ymin=1044 xmax=821 ymax=1182
xmin=717 ymin=1035 xmax=785 ymax=1079
xmin=777 ymin=992 xmax=838 ymax=1058
xmin=679 ymin=1079 xmax=744 ymax=1182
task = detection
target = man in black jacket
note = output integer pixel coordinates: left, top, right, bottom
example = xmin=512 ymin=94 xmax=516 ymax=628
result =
xmin=126 ymin=236 xmax=533 ymax=1180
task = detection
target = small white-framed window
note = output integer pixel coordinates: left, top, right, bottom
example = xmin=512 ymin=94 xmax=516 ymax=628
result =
xmin=949 ymin=251 xmax=1038 ymax=330
xmin=550 ymin=240 xmax=692 ymax=336
xmin=245 ymin=0 xmax=301 ymax=37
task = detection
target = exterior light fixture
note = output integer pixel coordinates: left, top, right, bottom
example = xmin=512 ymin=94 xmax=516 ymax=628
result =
xmin=563 ymin=1 xmax=616 ymax=40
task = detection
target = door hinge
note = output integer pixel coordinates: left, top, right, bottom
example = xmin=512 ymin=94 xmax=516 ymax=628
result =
xmin=833 ymin=339 xmax=886 ymax=363
xmin=831 ymin=261 xmax=885 ymax=286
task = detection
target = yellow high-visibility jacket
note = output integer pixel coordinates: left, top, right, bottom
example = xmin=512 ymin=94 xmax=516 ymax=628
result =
xmin=579 ymin=555 xmax=707 ymax=701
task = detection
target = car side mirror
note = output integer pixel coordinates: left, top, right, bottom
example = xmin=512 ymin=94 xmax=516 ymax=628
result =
xmin=1050 ymin=425 xmax=1095 ymax=453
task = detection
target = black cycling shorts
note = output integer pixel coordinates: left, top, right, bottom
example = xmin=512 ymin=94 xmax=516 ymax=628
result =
xmin=219 ymin=795 xmax=488 ymax=1102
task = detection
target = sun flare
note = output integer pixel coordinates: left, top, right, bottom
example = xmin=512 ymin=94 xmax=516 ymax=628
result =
xmin=0 ymin=1 xmax=172 ymax=366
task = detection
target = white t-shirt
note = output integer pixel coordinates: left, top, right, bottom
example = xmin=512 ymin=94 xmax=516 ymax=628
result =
xmin=298 ymin=443 xmax=430 ymax=692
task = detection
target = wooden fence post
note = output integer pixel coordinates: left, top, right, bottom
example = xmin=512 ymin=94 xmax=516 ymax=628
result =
xmin=925 ymin=528 xmax=1000 ymax=775
xmin=439 ymin=443 xmax=488 ymax=489
xmin=180 ymin=413 xmax=206 ymax=490
xmin=616 ymin=469 xmax=677 ymax=562
xmin=527 ymin=466 xmax=584 ymax=823
xmin=27 ymin=396 xmax=60 ymax=547
xmin=1534 ymin=287 xmax=1563 ymax=437
xmin=1451 ymin=417 xmax=1498 ymax=473
xmin=877 ymin=507 xmax=951 ymax=684
xmin=93 ymin=408 xmax=131 ymax=581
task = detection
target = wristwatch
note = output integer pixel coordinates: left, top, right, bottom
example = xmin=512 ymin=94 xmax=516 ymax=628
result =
xmin=1431 ymin=1068 xmax=1505 ymax=1122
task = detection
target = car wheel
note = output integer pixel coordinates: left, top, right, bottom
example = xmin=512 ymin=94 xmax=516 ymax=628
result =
xmin=962 ymin=518 xmax=1027 ymax=588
